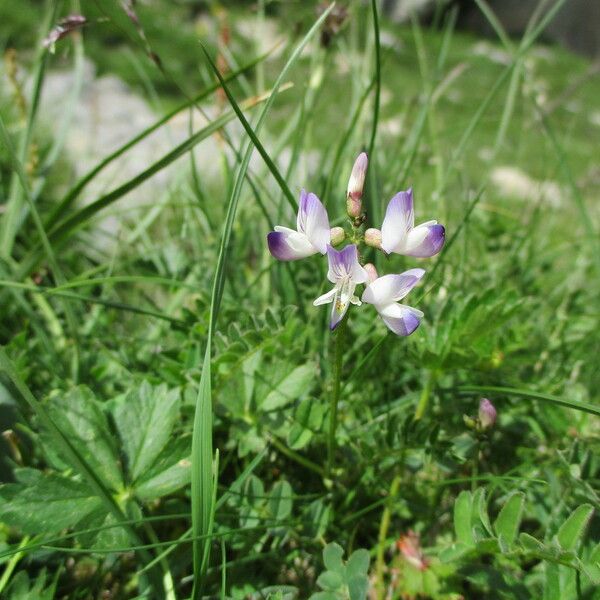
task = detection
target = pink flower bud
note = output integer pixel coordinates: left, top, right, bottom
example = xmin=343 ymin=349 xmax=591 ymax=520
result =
xmin=364 ymin=263 xmax=379 ymax=283
xmin=397 ymin=530 xmax=429 ymax=571
xmin=478 ymin=398 xmax=497 ymax=430
xmin=364 ymin=228 xmax=382 ymax=249
xmin=346 ymin=152 xmax=368 ymax=218
xmin=329 ymin=227 xmax=345 ymax=246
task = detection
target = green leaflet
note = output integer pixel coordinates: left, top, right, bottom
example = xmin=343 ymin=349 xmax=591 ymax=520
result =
xmin=494 ymin=492 xmax=525 ymax=546
xmin=134 ymin=437 xmax=191 ymax=502
xmin=268 ymin=480 xmax=293 ymax=522
xmin=47 ymin=387 xmax=123 ymax=491
xmin=112 ymin=382 xmax=180 ymax=482
xmin=311 ymin=543 xmax=371 ymax=600
xmin=0 ymin=469 xmax=101 ymax=535
xmin=556 ymin=504 xmax=594 ymax=551
xmin=260 ymin=363 xmax=316 ymax=412
xmin=454 ymin=490 xmax=475 ymax=546
xmin=0 ymin=381 xmax=188 ymax=540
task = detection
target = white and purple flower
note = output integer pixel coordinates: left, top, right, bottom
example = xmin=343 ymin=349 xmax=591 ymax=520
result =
xmin=380 ymin=189 xmax=445 ymax=257
xmin=314 ymin=244 xmax=368 ymax=330
xmin=265 ymin=156 xmax=444 ymax=337
xmin=362 ymin=268 xmax=425 ymax=336
xmin=267 ymin=189 xmax=331 ymax=261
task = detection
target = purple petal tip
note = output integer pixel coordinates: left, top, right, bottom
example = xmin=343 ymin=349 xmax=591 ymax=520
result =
xmin=267 ymin=231 xmax=293 ymax=261
xmin=430 ymin=225 xmax=445 ymax=256
xmin=404 ymin=312 xmax=421 ymax=335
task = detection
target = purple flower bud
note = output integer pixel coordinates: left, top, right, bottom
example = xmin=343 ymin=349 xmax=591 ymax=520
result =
xmin=364 ymin=228 xmax=382 ymax=249
xmin=329 ymin=227 xmax=345 ymax=246
xmin=346 ymin=152 xmax=368 ymax=218
xmin=478 ymin=398 xmax=497 ymax=430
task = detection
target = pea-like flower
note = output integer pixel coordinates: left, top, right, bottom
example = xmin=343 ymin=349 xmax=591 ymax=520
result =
xmin=267 ymin=190 xmax=330 ymax=261
xmin=314 ymin=244 xmax=368 ymax=330
xmin=380 ymin=189 xmax=445 ymax=257
xmin=362 ymin=268 xmax=425 ymax=336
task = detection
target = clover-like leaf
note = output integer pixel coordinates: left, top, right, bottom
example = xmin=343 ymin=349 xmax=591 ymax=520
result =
xmin=323 ymin=542 xmax=345 ymax=575
xmin=112 ymin=381 xmax=180 ymax=482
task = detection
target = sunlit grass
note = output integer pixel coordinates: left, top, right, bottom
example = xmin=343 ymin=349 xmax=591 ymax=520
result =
xmin=0 ymin=0 xmax=599 ymax=598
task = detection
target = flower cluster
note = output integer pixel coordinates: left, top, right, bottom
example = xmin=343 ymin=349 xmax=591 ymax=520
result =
xmin=267 ymin=153 xmax=445 ymax=335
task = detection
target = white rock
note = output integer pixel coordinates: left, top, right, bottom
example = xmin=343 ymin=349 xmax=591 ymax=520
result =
xmin=491 ymin=166 xmax=563 ymax=207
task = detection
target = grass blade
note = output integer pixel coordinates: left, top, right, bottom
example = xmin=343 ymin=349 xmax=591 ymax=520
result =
xmin=200 ymin=46 xmax=297 ymax=212
xmin=457 ymin=385 xmax=600 ymax=417
xmin=45 ymin=51 xmax=272 ymax=229
xmin=367 ymin=0 xmax=381 ymax=160
xmin=190 ymin=7 xmax=335 ymax=596
xmin=0 ymin=112 xmax=82 ymax=380
xmin=16 ymin=87 xmax=285 ymax=279
xmin=0 ymin=1 xmax=58 ymax=257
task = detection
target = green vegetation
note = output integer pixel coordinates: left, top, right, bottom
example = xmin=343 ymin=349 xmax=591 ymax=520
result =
xmin=0 ymin=1 xmax=598 ymax=598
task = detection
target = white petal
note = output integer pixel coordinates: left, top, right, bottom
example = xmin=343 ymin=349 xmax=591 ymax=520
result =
xmin=380 ymin=190 xmax=414 ymax=254
xmin=297 ymin=190 xmax=330 ymax=254
xmin=398 ymin=303 xmax=424 ymax=318
xmin=351 ymin=261 xmax=369 ymax=284
xmin=313 ymin=287 xmax=337 ymax=306
xmin=361 ymin=269 xmax=425 ymax=305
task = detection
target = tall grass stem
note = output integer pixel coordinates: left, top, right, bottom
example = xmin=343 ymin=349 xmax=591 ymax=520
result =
xmin=415 ymin=370 xmax=436 ymax=421
xmin=375 ymin=473 xmax=402 ymax=600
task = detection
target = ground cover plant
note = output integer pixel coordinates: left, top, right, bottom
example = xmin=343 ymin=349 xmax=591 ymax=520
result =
xmin=0 ymin=0 xmax=599 ymax=598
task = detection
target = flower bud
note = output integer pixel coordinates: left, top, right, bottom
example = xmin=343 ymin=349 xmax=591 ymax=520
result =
xmin=346 ymin=152 xmax=368 ymax=218
xmin=364 ymin=228 xmax=382 ymax=249
xmin=478 ymin=398 xmax=497 ymax=430
xmin=364 ymin=263 xmax=378 ymax=283
xmin=397 ymin=530 xmax=429 ymax=571
xmin=329 ymin=227 xmax=345 ymax=246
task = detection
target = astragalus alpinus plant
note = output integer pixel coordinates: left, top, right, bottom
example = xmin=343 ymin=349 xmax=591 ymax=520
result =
xmin=267 ymin=153 xmax=445 ymax=475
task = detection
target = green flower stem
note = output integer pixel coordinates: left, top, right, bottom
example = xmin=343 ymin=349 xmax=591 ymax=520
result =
xmin=141 ymin=521 xmax=176 ymax=600
xmin=375 ymin=473 xmax=402 ymax=600
xmin=327 ymin=319 xmax=346 ymax=478
xmin=471 ymin=439 xmax=480 ymax=492
xmin=269 ymin=434 xmax=325 ymax=477
xmin=414 ymin=369 xmax=437 ymax=420
xmin=0 ymin=535 xmax=31 ymax=594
